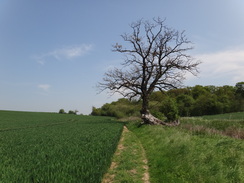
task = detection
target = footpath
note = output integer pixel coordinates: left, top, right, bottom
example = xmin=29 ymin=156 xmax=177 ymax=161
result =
xmin=102 ymin=125 xmax=150 ymax=183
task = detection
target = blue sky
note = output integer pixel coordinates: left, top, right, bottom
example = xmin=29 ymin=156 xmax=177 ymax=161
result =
xmin=1 ymin=0 xmax=244 ymax=114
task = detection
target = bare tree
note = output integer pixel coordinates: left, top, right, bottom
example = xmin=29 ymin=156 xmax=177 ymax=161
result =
xmin=98 ymin=18 xmax=201 ymax=125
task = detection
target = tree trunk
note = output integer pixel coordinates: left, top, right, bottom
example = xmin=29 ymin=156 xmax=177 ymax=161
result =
xmin=140 ymin=94 xmax=180 ymax=126
xmin=141 ymin=111 xmax=180 ymax=126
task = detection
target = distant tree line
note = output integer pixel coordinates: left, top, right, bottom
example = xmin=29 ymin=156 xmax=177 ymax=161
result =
xmin=59 ymin=109 xmax=79 ymax=115
xmin=91 ymin=82 xmax=244 ymax=119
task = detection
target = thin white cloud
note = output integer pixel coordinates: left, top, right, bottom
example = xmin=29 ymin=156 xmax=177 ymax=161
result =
xmin=36 ymin=60 xmax=45 ymax=65
xmin=186 ymin=48 xmax=244 ymax=86
xmin=38 ymin=84 xmax=51 ymax=91
xmin=33 ymin=44 xmax=93 ymax=64
xmin=50 ymin=44 xmax=93 ymax=60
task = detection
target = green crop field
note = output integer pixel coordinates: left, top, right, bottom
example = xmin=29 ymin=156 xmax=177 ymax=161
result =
xmin=0 ymin=111 xmax=124 ymax=183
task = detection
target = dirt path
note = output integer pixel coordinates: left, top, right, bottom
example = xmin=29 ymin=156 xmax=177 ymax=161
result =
xmin=102 ymin=125 xmax=150 ymax=183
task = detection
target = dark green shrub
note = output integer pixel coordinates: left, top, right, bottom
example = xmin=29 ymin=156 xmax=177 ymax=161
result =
xmin=161 ymin=97 xmax=179 ymax=122
xmin=176 ymin=94 xmax=195 ymax=116
xmin=59 ymin=109 xmax=66 ymax=114
xmin=68 ymin=110 xmax=77 ymax=115
xmin=91 ymin=107 xmax=102 ymax=116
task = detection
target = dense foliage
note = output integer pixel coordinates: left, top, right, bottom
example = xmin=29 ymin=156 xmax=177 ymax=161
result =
xmin=0 ymin=111 xmax=123 ymax=183
xmin=91 ymin=98 xmax=141 ymax=119
xmin=92 ymin=83 xmax=244 ymax=119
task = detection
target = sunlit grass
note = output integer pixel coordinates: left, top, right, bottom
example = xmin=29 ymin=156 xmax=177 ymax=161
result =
xmin=128 ymin=121 xmax=244 ymax=183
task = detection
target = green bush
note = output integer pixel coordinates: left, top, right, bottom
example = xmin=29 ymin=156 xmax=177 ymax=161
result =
xmin=161 ymin=97 xmax=179 ymax=121
xmin=68 ymin=110 xmax=77 ymax=115
xmin=176 ymin=94 xmax=194 ymax=116
xmin=59 ymin=109 xmax=66 ymax=114
xmin=151 ymin=111 xmax=166 ymax=121
xmin=91 ymin=99 xmax=140 ymax=118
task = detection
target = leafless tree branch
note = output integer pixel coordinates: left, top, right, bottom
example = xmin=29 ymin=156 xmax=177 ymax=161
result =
xmin=98 ymin=18 xmax=201 ymax=125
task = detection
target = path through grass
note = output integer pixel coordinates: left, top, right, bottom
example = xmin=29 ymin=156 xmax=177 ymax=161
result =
xmin=103 ymin=113 xmax=244 ymax=182
xmin=102 ymin=126 xmax=150 ymax=183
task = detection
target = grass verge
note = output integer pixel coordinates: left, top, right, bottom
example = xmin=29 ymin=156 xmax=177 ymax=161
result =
xmin=128 ymin=122 xmax=244 ymax=183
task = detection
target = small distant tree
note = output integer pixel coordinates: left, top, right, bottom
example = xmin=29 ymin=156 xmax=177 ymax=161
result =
xmin=68 ymin=110 xmax=78 ymax=115
xmin=59 ymin=109 xmax=66 ymax=114
xmin=98 ymin=18 xmax=200 ymax=125
xmin=68 ymin=110 xmax=74 ymax=114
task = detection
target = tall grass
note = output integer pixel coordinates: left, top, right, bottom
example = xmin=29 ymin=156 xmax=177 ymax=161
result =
xmin=181 ymin=112 xmax=244 ymax=139
xmin=202 ymin=112 xmax=244 ymax=120
xmin=128 ymin=122 xmax=244 ymax=182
